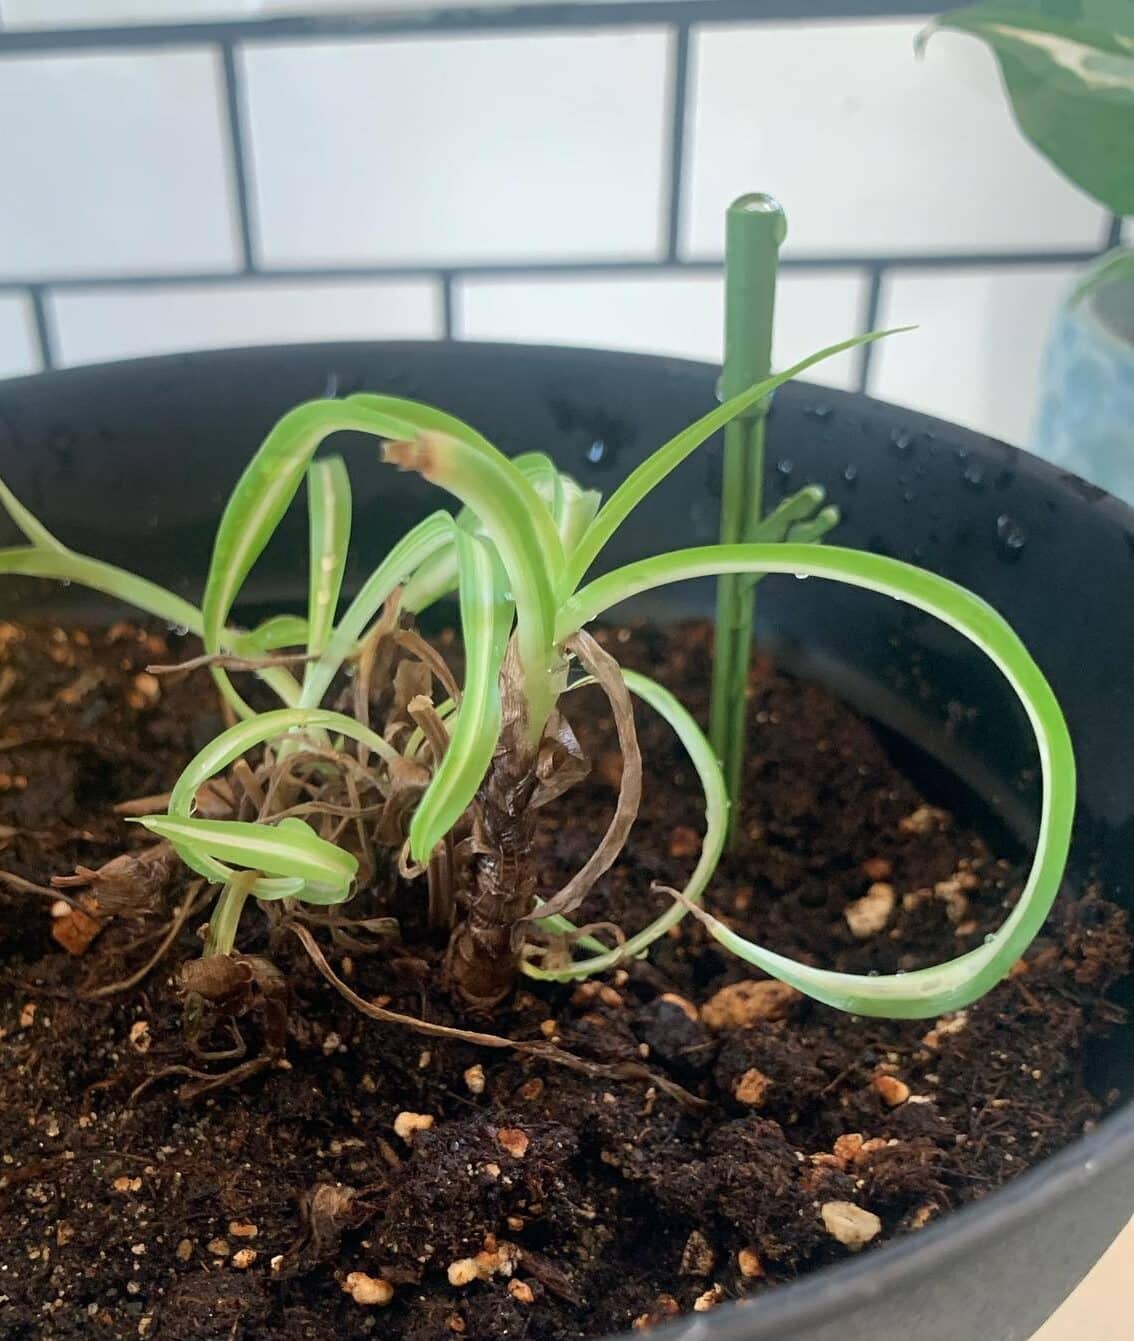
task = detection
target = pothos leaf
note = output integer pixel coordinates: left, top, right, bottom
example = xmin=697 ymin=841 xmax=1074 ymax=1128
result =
xmin=922 ymin=4 xmax=1134 ymax=212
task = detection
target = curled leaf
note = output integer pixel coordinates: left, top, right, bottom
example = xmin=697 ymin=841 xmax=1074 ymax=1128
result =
xmin=525 ymin=668 xmax=727 ymax=981
xmin=137 ymin=814 xmax=358 ymax=905
xmin=527 ymin=631 xmax=641 ymax=923
xmin=530 ymin=711 xmax=591 ymax=810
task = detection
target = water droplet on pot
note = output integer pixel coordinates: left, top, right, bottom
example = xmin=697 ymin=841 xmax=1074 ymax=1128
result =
xmin=984 ymin=933 xmax=996 ymax=945
xmin=842 ymin=464 xmax=858 ymax=484
xmin=776 ymin=458 xmax=795 ymax=477
xmin=890 ymin=428 xmax=914 ymax=456
xmin=793 ymin=572 xmax=810 ymax=581
xmin=804 ymin=404 xmax=832 ymax=422
xmin=962 ymin=463 xmax=985 ymax=489
xmin=995 ymin=514 xmax=1027 ymax=559
xmin=585 ymin=439 xmax=606 ymax=465
xmin=902 ymin=489 xmax=915 ymax=503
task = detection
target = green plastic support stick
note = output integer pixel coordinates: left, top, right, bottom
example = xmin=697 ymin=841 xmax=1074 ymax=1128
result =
xmin=709 ymin=193 xmax=787 ymax=843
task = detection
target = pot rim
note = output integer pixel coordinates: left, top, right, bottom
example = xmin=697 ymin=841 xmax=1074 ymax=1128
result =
xmin=6 ymin=334 xmax=1134 ymax=523
xmin=4 ymin=340 xmax=1133 ymax=1339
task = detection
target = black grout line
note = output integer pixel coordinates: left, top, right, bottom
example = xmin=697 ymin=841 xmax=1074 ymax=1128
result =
xmin=0 ymin=249 xmax=1108 ymax=294
xmin=0 ymin=3 xmax=946 ymax=53
xmin=27 ymin=286 xmax=55 ymax=371
xmin=856 ymin=266 xmax=886 ymax=393
xmin=440 ymin=271 xmax=455 ymax=340
xmin=664 ymin=24 xmax=690 ymax=263
xmin=1105 ymin=214 xmax=1125 ymax=249
xmin=221 ymin=42 xmax=257 ymax=274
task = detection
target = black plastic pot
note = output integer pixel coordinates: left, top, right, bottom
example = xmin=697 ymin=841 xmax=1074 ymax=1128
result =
xmin=1 ymin=342 xmax=1131 ymax=1341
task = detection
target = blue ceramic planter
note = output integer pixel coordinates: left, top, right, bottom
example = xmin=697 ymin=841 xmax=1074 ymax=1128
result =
xmin=1033 ymin=250 xmax=1134 ymax=503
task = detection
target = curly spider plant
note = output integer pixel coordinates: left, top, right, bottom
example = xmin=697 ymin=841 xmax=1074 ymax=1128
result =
xmin=0 ymin=331 xmax=1075 ymax=1021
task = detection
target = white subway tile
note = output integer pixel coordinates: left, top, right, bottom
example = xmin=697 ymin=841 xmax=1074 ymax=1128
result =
xmin=684 ymin=21 xmax=1105 ymax=259
xmin=2 ymin=0 xmax=646 ymax=24
xmin=870 ymin=264 xmax=1080 ymax=446
xmin=1 ymin=1 xmax=254 ymax=24
xmin=0 ymin=50 xmax=240 ymax=279
xmin=48 ymin=277 xmax=440 ymax=366
xmin=241 ymin=30 xmax=670 ymax=266
xmin=456 ymin=268 xmax=867 ymax=389
xmin=0 ymin=295 xmax=41 ymax=379
xmin=768 ymin=270 xmax=870 ymax=388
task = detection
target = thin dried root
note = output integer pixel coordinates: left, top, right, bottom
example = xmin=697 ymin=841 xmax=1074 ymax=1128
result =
xmin=81 ymin=883 xmax=205 ymax=1000
xmin=129 ymin=1052 xmax=276 ymax=1105
xmin=0 ymin=867 xmax=87 ymax=912
xmin=289 ymin=921 xmax=707 ymax=1112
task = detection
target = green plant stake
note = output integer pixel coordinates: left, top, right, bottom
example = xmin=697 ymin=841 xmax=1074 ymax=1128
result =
xmin=711 ymin=195 xmax=782 ymax=837
xmin=709 ymin=194 xmax=839 ymax=842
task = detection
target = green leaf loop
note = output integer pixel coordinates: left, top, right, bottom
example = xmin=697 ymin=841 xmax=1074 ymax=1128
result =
xmin=559 ymin=542 xmax=1075 ymax=1018
xmin=523 ymin=667 xmax=729 ymax=980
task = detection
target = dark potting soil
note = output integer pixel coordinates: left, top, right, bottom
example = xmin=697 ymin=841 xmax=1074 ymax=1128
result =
xmin=0 ymin=618 xmax=1128 ymax=1341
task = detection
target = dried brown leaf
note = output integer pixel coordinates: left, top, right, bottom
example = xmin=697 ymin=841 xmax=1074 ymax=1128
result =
xmin=51 ymin=842 xmax=177 ymax=917
xmin=530 ymin=711 xmax=590 ymax=810
xmin=526 ymin=631 xmax=641 ymax=922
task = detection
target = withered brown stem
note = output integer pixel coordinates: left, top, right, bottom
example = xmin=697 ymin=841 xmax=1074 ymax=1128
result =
xmin=446 ymin=630 xmax=642 ymax=1006
xmin=445 ymin=640 xmax=543 ymax=1008
xmin=447 ymin=739 xmax=540 ymax=1009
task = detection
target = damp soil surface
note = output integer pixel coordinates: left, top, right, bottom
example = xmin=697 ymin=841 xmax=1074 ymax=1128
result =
xmin=0 ymin=618 xmax=1129 ymax=1341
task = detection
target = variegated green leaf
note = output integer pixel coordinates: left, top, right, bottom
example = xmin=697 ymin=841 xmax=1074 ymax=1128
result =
xmin=138 ymin=814 xmax=357 ymax=904
xmin=409 ymin=532 xmax=513 ymax=862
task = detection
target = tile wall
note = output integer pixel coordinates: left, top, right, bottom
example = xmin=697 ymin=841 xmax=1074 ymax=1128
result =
xmin=0 ymin=1 xmax=1123 ymax=447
